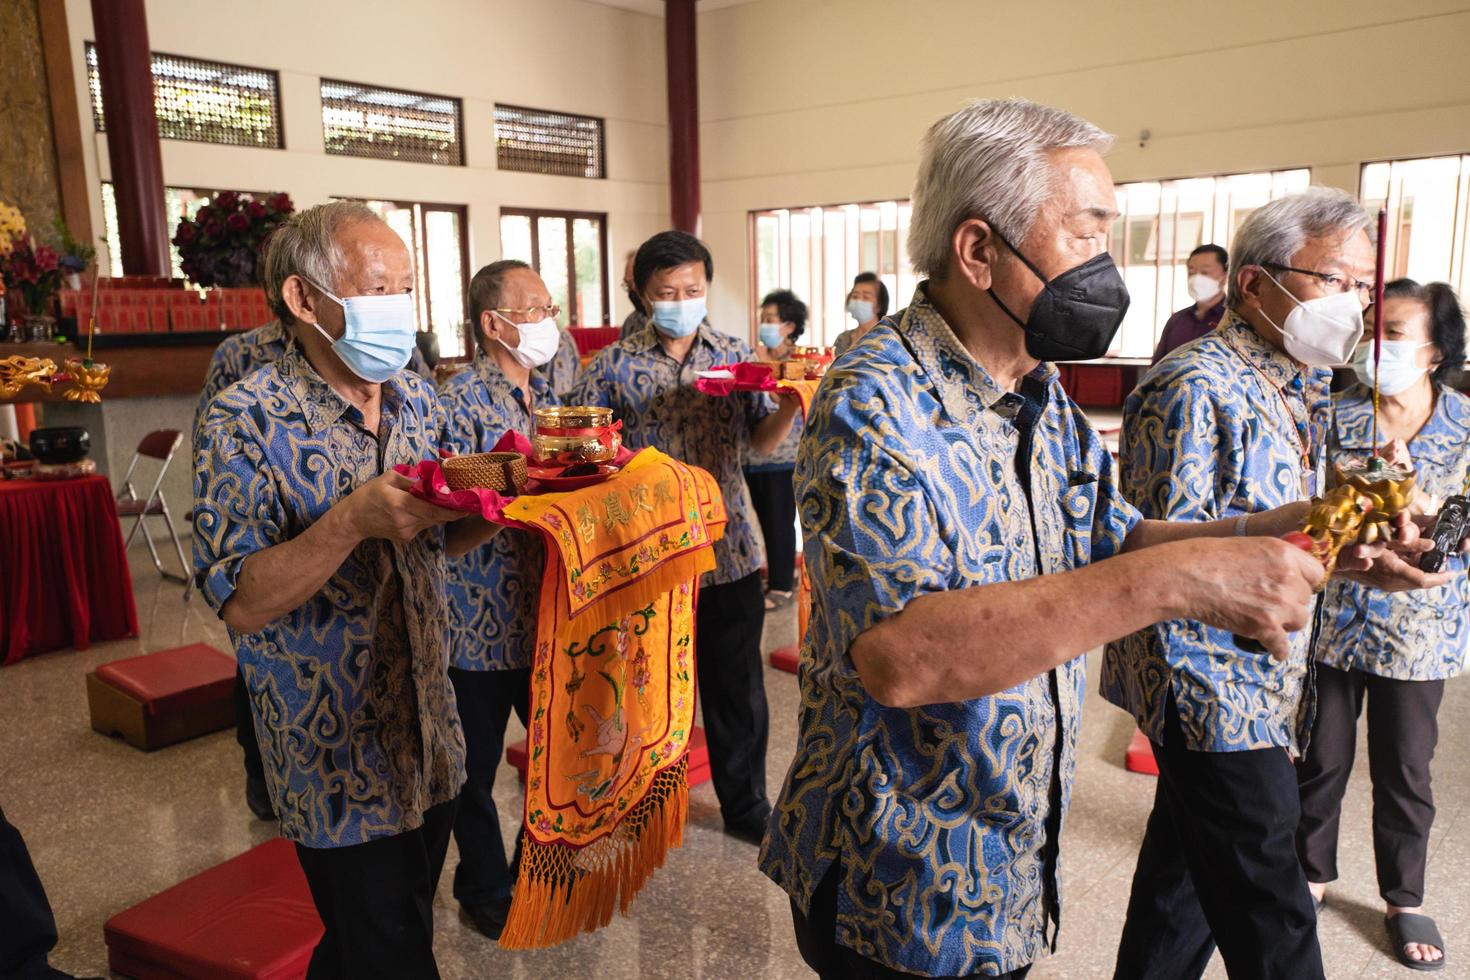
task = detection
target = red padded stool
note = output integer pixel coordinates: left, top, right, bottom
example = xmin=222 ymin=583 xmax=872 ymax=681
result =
xmin=104 ymin=837 xmax=322 ymax=980
xmin=87 ymin=644 xmax=237 ymax=750
xmin=1125 ymin=729 xmax=1160 ymax=776
xmin=506 ymin=726 xmax=711 ymax=787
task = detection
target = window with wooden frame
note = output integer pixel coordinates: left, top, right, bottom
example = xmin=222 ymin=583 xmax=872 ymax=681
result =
xmin=498 ymin=209 xmax=610 ymax=326
xmin=85 ymin=42 xmax=282 ymax=148
xmin=341 ymin=199 xmax=472 ymax=360
xmin=749 ymin=200 xmax=915 ymax=349
xmin=321 ymin=80 xmax=464 ymax=166
xmin=1360 ymin=154 xmax=1470 ymax=299
xmin=1109 ymin=168 xmax=1310 ymax=358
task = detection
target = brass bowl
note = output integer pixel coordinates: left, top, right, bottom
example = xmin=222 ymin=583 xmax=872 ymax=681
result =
xmin=531 ymin=431 xmax=621 ymax=465
xmin=534 ymin=405 xmax=614 ymax=431
xmin=441 ymin=452 xmax=529 ymax=494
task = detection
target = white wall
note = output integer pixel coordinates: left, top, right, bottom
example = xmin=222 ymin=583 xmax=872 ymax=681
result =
xmin=697 ymin=0 xmax=1470 ymax=339
xmin=64 ymin=0 xmax=672 ymax=322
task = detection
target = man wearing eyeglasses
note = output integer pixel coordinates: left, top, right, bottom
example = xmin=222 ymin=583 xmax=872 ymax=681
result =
xmin=1104 ymin=188 xmax=1447 ymax=979
xmin=437 ymin=260 xmax=563 ymax=940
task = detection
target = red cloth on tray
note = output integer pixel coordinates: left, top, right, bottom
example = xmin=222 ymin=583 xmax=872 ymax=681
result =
xmin=0 ymin=474 xmax=139 ymax=665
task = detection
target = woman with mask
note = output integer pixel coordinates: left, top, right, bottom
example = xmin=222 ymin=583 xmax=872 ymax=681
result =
xmin=747 ymin=289 xmax=808 ymax=609
xmin=1297 ymin=279 xmax=1468 ymax=972
xmin=831 ymin=272 xmax=888 ymax=357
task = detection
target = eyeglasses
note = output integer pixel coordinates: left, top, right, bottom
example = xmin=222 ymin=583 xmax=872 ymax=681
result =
xmin=492 ymin=304 xmax=561 ymax=324
xmin=1263 ymin=263 xmax=1373 ymax=300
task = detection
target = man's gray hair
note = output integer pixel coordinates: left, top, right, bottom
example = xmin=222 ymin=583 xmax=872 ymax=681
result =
xmin=906 ymin=98 xmax=1113 ymax=278
xmin=263 ymin=200 xmax=381 ymax=324
xmin=1227 ymin=187 xmax=1373 ymax=309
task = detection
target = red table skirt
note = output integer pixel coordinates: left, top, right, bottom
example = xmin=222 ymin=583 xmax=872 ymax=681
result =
xmin=0 ymin=474 xmax=140 ymax=665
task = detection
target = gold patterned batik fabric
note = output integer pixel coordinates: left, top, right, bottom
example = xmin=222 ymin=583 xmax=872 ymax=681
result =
xmin=1313 ymin=384 xmax=1470 ymax=680
xmin=570 ymin=321 xmax=773 ymax=586
xmin=439 ymin=355 xmax=557 ymax=672
xmin=193 ymin=345 xmax=466 ymax=849
xmin=1101 ymin=316 xmax=1332 ymax=754
xmin=759 ymin=286 xmax=1140 ymax=977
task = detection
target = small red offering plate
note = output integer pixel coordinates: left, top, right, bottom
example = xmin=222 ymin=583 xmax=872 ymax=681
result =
xmin=527 ymin=463 xmax=621 ymax=491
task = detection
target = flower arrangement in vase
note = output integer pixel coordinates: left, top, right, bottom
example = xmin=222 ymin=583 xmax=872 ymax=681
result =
xmin=174 ymin=191 xmax=294 ymax=288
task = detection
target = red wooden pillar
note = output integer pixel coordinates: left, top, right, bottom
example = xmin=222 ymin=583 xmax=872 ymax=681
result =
xmin=91 ymin=0 xmax=169 ymax=275
xmin=664 ymin=0 xmax=700 ymax=235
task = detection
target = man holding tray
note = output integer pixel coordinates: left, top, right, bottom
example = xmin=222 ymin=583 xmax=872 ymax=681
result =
xmin=759 ymin=99 xmax=1429 ymax=980
xmin=571 ymin=230 xmax=800 ymax=844
xmin=193 ymin=201 xmax=499 ymax=978
xmin=437 ymin=258 xmax=563 ymax=941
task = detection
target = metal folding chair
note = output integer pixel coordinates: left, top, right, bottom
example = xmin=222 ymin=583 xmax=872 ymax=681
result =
xmin=115 ymin=429 xmax=190 ymax=585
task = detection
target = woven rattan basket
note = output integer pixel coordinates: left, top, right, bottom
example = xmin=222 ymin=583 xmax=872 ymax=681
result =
xmin=440 ymin=452 xmax=529 ymax=494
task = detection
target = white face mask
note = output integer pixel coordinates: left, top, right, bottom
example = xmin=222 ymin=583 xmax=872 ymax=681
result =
xmin=1187 ymin=273 xmax=1223 ymax=303
xmin=1351 ymin=340 xmax=1432 ymax=396
xmin=1259 ymin=268 xmax=1365 ymax=366
xmin=847 ymin=299 xmax=875 ymax=324
xmin=493 ymin=311 xmax=561 ymax=369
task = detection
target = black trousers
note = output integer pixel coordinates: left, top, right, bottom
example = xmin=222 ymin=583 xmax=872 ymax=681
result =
xmin=745 ymin=468 xmax=797 ymax=593
xmin=791 ymin=863 xmax=1032 ymax=980
xmin=0 ymin=806 xmax=60 ymax=980
xmin=696 ymin=571 xmax=771 ymax=825
xmin=1113 ymin=697 xmax=1323 ymax=980
xmin=1296 ymin=662 xmax=1445 ymax=907
xmin=294 ymin=797 xmax=459 ymax=980
xmin=234 ymin=666 xmax=266 ymax=783
xmin=448 ymin=666 xmax=530 ymax=906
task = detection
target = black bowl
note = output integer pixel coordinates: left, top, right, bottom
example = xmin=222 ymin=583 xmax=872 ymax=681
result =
xmin=29 ymin=427 xmax=91 ymax=464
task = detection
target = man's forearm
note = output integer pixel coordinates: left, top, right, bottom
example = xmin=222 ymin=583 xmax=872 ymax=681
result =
xmin=851 ymin=543 xmax=1188 ymax=707
xmin=751 ymin=400 xmax=799 ymax=456
xmin=222 ymin=505 xmax=360 ymax=634
xmin=1122 ymin=503 xmax=1311 ymax=552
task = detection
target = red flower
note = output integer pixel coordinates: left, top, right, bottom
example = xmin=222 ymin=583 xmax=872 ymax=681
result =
xmin=203 ymin=219 xmax=224 ymax=239
xmin=246 ymin=200 xmax=267 ymax=220
xmin=226 ymin=212 xmax=249 ymax=232
xmin=175 ymin=222 xmax=195 ymax=243
xmin=268 ymin=192 xmax=292 ymax=213
xmin=215 ymin=191 xmax=239 ymax=210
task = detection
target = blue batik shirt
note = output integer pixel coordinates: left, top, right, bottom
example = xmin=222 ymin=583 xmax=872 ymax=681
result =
xmin=439 ymin=355 xmax=556 ymax=672
xmin=1101 ymin=315 xmax=1332 ymax=753
xmin=759 ymin=286 xmax=1140 ymax=977
xmin=537 ymin=327 xmax=582 ymax=401
xmin=193 ymin=345 xmax=466 ymax=849
xmin=570 ymin=320 xmax=774 ymax=586
xmin=1314 ymin=383 xmax=1470 ymax=681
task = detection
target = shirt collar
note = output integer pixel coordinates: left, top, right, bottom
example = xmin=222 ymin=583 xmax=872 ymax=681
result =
xmin=628 ymin=318 xmax=717 ymax=355
xmin=1195 ymin=298 xmax=1227 ymax=322
xmin=898 ymin=282 xmax=1059 ymax=419
xmin=1219 ymin=314 xmax=1307 ymax=391
xmin=473 ymin=351 xmax=549 ymax=402
xmin=279 ymin=342 xmax=405 ymax=435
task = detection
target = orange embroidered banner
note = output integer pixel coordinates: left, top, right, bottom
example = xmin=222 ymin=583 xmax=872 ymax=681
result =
xmin=497 ymin=448 xmax=726 ymax=947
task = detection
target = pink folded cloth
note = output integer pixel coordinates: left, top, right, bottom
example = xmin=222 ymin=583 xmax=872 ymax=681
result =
xmin=695 ymin=362 xmax=777 ymax=396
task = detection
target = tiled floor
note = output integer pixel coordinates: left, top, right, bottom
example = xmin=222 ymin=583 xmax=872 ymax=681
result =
xmin=3 ymin=541 xmax=1467 ymax=978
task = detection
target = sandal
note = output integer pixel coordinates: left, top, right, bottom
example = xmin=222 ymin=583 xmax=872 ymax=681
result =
xmin=764 ymin=589 xmax=794 ymax=611
xmin=1386 ymin=913 xmax=1446 ymax=971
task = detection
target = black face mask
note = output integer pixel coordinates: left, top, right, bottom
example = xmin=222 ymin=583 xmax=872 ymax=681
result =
xmin=987 ymin=233 xmax=1130 ymax=362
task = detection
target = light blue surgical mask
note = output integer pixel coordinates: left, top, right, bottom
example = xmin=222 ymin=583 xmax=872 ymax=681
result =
xmin=1351 ymin=340 xmax=1432 ymax=396
xmin=847 ymin=299 xmax=874 ymax=324
xmin=651 ymin=296 xmax=706 ymax=338
xmin=759 ymin=323 xmax=785 ymax=349
xmin=307 ymin=279 xmax=418 ymax=383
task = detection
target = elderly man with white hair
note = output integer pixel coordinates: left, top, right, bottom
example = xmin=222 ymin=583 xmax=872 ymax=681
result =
xmin=1103 ymin=189 xmax=1450 ymax=980
xmin=754 ymin=97 xmax=1410 ymax=979
xmin=193 ymin=200 xmax=500 ymax=978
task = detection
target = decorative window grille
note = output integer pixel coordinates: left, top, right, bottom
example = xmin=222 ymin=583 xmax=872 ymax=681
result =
xmin=494 ymin=104 xmax=605 ymax=179
xmin=85 ymin=42 xmax=282 ymax=148
xmin=321 ymin=79 xmax=463 ymax=165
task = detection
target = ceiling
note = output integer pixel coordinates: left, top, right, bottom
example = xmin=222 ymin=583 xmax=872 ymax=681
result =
xmin=576 ymin=0 xmax=762 ymax=15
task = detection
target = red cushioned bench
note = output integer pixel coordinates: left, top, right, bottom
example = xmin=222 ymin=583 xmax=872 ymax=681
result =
xmin=507 ymin=726 xmax=711 ymax=787
xmin=105 ymin=837 xmax=321 ymax=980
xmin=87 ymin=644 xmax=237 ymax=750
